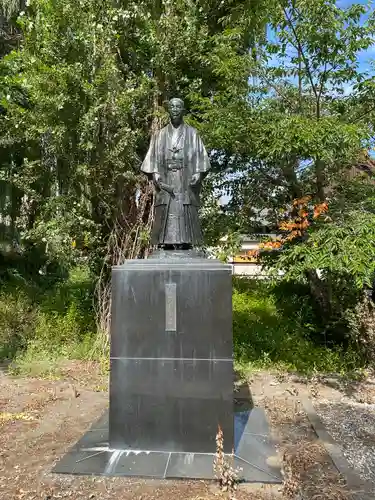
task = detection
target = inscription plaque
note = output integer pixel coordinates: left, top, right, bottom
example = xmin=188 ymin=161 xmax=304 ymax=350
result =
xmin=165 ymin=283 xmax=177 ymax=332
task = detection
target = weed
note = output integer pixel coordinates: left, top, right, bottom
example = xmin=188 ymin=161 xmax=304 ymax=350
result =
xmin=1 ymin=270 xmax=367 ymax=379
xmin=214 ymin=425 xmax=239 ymax=497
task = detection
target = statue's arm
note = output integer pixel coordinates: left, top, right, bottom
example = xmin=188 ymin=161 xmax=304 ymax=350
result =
xmin=141 ymin=133 xmax=159 ymax=177
xmin=141 ymin=132 xmax=173 ymax=195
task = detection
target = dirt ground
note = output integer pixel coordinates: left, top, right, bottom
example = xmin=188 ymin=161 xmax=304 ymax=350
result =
xmin=1 ymin=361 xmax=374 ymax=500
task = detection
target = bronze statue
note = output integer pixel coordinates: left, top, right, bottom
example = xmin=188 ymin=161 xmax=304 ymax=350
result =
xmin=141 ymin=98 xmax=211 ymax=250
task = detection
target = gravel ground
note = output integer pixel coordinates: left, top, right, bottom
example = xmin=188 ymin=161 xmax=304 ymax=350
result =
xmin=314 ymin=397 xmax=375 ymax=490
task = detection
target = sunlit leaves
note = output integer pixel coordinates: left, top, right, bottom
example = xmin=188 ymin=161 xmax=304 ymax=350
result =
xmin=0 ymin=0 xmax=271 ymax=260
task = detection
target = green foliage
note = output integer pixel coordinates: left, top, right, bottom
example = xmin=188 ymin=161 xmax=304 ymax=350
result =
xmin=0 ymin=0 xmax=264 ymax=372
xmin=0 ymin=288 xmax=36 ymax=359
xmin=260 ymin=177 xmax=375 ymax=356
xmin=39 ymin=265 xmax=95 ymax=330
xmin=270 ymin=211 xmax=375 ymax=288
xmin=0 ymin=0 xmax=375 ymax=375
xmin=0 ymin=0 xmax=269 ymax=294
xmin=0 ymin=264 xmax=96 ymax=376
xmin=233 ymin=278 xmax=362 ymax=374
xmin=212 ymin=230 xmax=242 ymax=262
xmin=204 ymin=0 xmax=375 ymax=235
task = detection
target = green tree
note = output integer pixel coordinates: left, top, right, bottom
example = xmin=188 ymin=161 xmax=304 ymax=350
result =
xmin=201 ymin=0 xmax=375 ymax=236
xmin=0 ymin=0 xmax=269 ymax=334
xmin=199 ymin=1 xmax=375 ymax=360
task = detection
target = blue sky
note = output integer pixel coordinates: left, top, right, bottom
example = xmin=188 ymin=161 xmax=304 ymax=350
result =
xmin=335 ymin=0 xmax=375 ymax=76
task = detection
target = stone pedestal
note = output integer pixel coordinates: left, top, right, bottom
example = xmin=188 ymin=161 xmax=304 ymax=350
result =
xmin=53 ymin=252 xmax=281 ymax=482
xmin=108 ymin=254 xmax=233 ymax=453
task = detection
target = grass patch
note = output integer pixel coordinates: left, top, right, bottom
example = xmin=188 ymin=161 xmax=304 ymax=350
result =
xmin=233 ymin=277 xmax=363 ymax=375
xmin=1 ymin=265 xmax=100 ymax=377
xmin=1 ymin=266 xmax=365 ymax=379
xmin=8 ymin=335 xmax=95 ymax=378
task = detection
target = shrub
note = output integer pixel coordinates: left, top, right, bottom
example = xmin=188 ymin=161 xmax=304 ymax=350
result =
xmin=233 ymin=277 xmax=363 ymax=374
xmin=260 ymin=188 xmax=375 ymax=361
xmin=0 ymin=290 xmax=36 ymax=359
xmin=0 ymin=264 xmax=96 ymax=372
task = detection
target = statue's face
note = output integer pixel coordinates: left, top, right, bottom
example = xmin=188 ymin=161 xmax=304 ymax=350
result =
xmin=168 ymin=99 xmax=184 ymax=121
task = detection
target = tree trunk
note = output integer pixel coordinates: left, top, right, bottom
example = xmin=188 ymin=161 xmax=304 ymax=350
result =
xmin=281 ymin=158 xmax=302 ymax=201
xmin=306 ymin=269 xmax=332 ymax=320
xmin=315 ymin=158 xmax=326 ymax=202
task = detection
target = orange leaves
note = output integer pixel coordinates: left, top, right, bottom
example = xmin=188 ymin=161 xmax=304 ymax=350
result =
xmin=277 ymin=197 xmax=329 ymax=244
xmin=285 ymin=230 xmax=302 ymax=242
xmin=259 ymin=240 xmax=282 ymax=250
xmin=237 ymin=197 xmax=330 ymax=259
xmin=279 ymin=221 xmax=298 ymax=231
xmin=295 ymin=219 xmax=310 ymax=231
xmin=313 ymin=202 xmax=329 ymax=219
xmin=293 ymin=195 xmax=311 ymax=207
xmin=233 ymin=249 xmax=259 ymax=263
xmin=247 ymin=249 xmax=260 ymax=258
xmin=233 ymin=249 xmax=262 ymax=262
xmin=280 ymin=215 xmax=310 ymax=242
xmin=280 ymin=219 xmax=309 ymax=231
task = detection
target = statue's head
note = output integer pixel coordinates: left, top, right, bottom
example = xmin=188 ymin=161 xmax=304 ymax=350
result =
xmin=168 ymin=98 xmax=185 ymax=123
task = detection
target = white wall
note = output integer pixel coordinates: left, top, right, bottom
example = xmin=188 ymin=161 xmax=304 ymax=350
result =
xmin=232 ymin=263 xmax=266 ymax=277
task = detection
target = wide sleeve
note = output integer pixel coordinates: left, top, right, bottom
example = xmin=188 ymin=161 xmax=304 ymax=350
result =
xmin=141 ymin=132 xmax=159 ymax=175
xmin=195 ymin=133 xmax=211 ymax=174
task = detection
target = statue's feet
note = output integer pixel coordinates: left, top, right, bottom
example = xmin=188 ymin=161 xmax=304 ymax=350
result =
xmin=159 ymin=244 xmax=193 ymax=251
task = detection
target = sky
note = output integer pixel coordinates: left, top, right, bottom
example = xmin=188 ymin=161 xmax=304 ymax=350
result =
xmin=335 ymin=0 xmax=375 ymax=77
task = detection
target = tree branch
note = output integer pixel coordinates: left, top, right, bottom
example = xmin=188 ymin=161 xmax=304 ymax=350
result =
xmin=257 ymin=67 xmax=296 ymax=108
xmin=353 ymin=104 xmax=375 ymax=123
xmin=317 ymin=61 xmax=328 ymax=103
xmin=257 ymin=163 xmax=285 ymax=185
xmin=282 ymin=5 xmax=319 ymax=108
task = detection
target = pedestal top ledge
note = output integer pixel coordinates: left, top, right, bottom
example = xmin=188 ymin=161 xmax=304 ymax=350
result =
xmin=112 ymin=250 xmax=232 ymax=271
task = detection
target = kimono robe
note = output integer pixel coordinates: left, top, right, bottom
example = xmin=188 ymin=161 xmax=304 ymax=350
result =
xmin=141 ymin=122 xmax=211 ymax=246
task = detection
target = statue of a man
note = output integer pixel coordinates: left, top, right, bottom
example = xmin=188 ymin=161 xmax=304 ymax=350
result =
xmin=141 ymin=98 xmax=211 ymax=250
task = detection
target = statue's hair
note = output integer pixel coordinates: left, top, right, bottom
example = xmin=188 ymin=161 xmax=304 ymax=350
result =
xmin=168 ymin=97 xmax=185 ymax=108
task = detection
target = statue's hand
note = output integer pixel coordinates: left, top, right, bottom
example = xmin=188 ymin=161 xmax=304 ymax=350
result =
xmin=152 ymin=173 xmax=161 ymax=190
xmin=159 ymin=182 xmax=174 ymax=197
xmin=190 ymin=173 xmax=201 ymax=187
